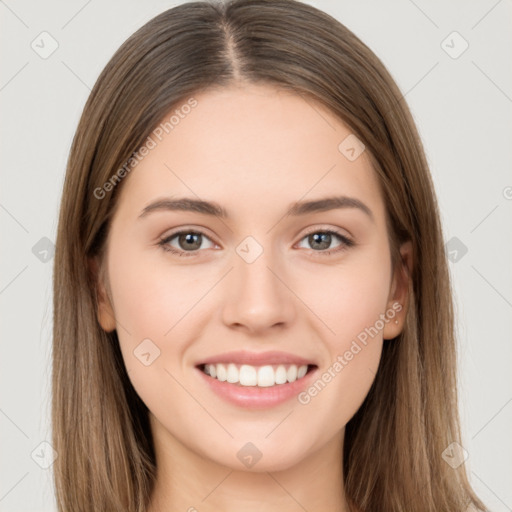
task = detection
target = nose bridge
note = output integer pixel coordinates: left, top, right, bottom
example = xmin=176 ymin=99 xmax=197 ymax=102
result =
xmin=221 ymin=241 xmax=295 ymax=332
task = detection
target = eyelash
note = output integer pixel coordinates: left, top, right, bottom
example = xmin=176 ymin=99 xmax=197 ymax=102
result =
xmin=158 ymin=228 xmax=354 ymax=258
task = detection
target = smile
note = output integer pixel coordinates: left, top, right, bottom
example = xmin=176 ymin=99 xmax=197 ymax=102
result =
xmin=200 ymin=363 xmax=312 ymax=387
xmin=195 ymin=350 xmax=319 ymax=408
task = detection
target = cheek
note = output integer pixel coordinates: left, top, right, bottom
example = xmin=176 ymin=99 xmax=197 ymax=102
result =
xmin=295 ymin=252 xmax=392 ymax=344
xmin=298 ymin=337 xmax=383 ymax=440
xmin=106 ymin=244 xmax=209 ymax=396
xmin=106 ymin=247 xmax=211 ymax=418
xmin=295 ymin=263 xmax=389 ymax=419
xmin=108 ymin=245 xmax=206 ymax=340
xmin=292 ymin=252 xmax=390 ymax=418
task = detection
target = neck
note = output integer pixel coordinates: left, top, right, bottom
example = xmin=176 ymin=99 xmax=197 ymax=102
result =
xmin=147 ymin=414 xmax=350 ymax=512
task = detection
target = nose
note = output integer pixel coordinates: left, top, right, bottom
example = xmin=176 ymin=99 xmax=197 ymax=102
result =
xmin=221 ymin=247 xmax=296 ymax=335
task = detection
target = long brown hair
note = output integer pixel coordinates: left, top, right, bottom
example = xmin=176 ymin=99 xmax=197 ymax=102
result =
xmin=52 ymin=0 xmax=486 ymax=510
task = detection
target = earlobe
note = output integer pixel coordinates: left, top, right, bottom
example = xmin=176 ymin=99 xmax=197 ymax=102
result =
xmin=383 ymin=240 xmax=413 ymax=340
xmin=98 ymin=296 xmax=117 ymax=333
xmin=88 ymin=257 xmax=117 ymax=332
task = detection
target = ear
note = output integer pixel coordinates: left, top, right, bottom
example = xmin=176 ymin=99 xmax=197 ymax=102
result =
xmin=88 ymin=256 xmax=116 ymax=332
xmin=383 ymin=240 xmax=413 ymax=340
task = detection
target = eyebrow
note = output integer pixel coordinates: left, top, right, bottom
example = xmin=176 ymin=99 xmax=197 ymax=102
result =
xmin=138 ymin=195 xmax=374 ymax=222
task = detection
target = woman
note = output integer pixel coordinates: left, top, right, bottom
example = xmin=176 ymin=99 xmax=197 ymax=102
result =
xmin=52 ymin=0 xmax=487 ymax=510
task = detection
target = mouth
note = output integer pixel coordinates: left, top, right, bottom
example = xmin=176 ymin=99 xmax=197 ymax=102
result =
xmin=197 ymin=362 xmax=317 ymax=388
xmin=194 ymin=350 xmax=319 ymax=408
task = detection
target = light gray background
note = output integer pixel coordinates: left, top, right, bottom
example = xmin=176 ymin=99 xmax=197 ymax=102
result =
xmin=1 ymin=0 xmax=511 ymax=510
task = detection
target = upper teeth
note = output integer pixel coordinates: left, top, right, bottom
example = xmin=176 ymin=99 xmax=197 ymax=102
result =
xmin=203 ymin=363 xmax=308 ymax=387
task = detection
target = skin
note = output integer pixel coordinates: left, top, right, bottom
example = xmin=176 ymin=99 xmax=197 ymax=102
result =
xmin=93 ymin=82 xmax=412 ymax=512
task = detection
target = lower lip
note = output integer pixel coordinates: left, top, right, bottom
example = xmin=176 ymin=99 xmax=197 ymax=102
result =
xmin=196 ymin=366 xmax=318 ymax=409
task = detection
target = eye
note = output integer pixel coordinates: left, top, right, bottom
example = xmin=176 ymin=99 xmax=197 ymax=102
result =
xmin=158 ymin=230 xmax=216 ymax=257
xmin=296 ymin=229 xmax=354 ymax=256
xmin=158 ymin=228 xmax=354 ymax=258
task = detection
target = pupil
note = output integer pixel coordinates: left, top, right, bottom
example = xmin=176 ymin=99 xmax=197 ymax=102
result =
xmin=310 ymin=233 xmax=331 ymax=250
xmin=180 ymin=233 xmax=201 ymax=250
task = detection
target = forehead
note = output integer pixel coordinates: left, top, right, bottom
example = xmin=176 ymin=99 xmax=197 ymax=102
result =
xmin=114 ymin=83 xmax=386 ymax=224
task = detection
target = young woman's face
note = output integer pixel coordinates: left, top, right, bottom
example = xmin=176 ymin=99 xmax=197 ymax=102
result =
xmin=96 ymin=83 xmax=409 ymax=473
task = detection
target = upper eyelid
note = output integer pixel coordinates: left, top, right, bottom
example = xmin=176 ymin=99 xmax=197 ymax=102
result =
xmin=161 ymin=226 xmax=217 ymax=242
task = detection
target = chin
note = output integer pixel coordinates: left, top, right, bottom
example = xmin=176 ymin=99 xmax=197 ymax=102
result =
xmin=198 ymin=434 xmax=321 ymax=474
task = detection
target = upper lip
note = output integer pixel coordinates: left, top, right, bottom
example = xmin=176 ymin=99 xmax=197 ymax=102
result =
xmin=196 ymin=350 xmax=317 ymax=367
